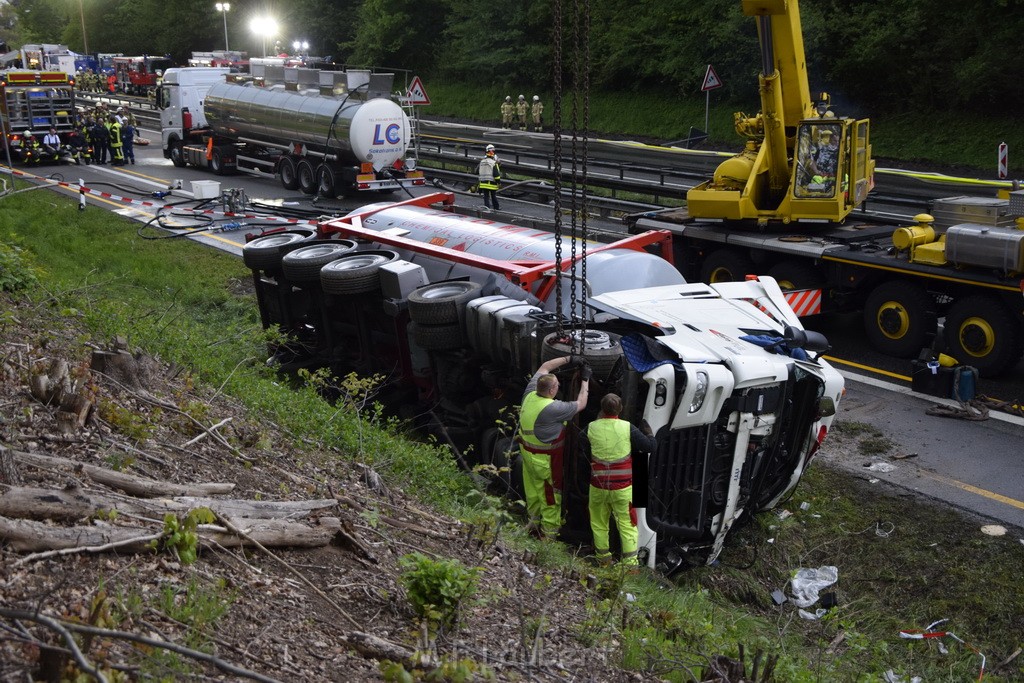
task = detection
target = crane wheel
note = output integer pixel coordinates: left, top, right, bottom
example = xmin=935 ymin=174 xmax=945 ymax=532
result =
xmin=943 ymin=295 xmax=1022 ymax=377
xmin=701 ymin=249 xmax=756 ymax=283
xmin=767 ymin=261 xmax=822 ymax=291
xmin=863 ymin=281 xmax=936 ymax=358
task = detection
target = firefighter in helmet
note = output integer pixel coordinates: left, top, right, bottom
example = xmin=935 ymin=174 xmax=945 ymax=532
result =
xmin=531 ymin=95 xmax=544 ymax=132
xmin=477 ymin=144 xmax=502 ymax=211
xmin=516 ymin=94 xmax=529 ymax=131
xmin=500 ymin=95 xmax=515 ymax=129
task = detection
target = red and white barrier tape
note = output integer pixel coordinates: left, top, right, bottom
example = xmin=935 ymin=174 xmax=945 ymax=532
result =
xmin=4 ymin=168 xmax=320 ymax=226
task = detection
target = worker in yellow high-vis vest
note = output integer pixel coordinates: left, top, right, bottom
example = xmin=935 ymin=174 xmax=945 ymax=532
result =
xmin=518 ymin=356 xmax=589 ymax=539
xmin=585 ymin=393 xmax=655 ymax=566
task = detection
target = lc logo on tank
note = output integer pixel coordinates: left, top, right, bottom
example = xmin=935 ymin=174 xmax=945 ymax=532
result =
xmin=372 ymin=123 xmax=401 ymax=145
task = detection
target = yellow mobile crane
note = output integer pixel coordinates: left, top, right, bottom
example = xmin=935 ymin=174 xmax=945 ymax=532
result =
xmin=686 ymin=0 xmax=874 ymax=224
xmin=628 ymin=0 xmax=1024 ymax=378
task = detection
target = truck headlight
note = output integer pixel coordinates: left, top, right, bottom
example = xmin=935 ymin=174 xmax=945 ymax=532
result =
xmin=688 ymin=371 xmax=708 ymax=413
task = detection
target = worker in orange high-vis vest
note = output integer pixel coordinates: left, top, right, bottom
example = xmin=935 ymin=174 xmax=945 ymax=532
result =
xmin=518 ymin=355 xmax=589 ymax=539
xmin=585 ymin=393 xmax=655 ymax=566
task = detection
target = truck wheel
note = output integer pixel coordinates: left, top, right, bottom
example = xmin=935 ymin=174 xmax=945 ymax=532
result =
xmin=542 ymin=330 xmax=624 ymax=379
xmin=297 ymin=159 xmax=317 ymax=195
xmin=701 ymin=249 xmax=756 ymax=283
xmin=170 ymin=141 xmax=186 ymax=168
xmin=767 ymin=260 xmax=822 ymax=291
xmin=408 ymin=282 xmax=484 ymax=326
xmin=279 ymin=157 xmax=299 ymax=191
xmin=209 ymin=149 xmax=224 ymax=176
xmin=943 ymin=295 xmax=1022 ymax=377
xmin=320 ymin=249 xmax=399 ymax=295
xmin=413 ymin=321 xmax=465 ymax=350
xmin=863 ymin=281 xmax=936 ymax=358
xmin=241 ymin=230 xmax=316 ymax=271
xmin=317 ymin=164 xmax=337 ymax=198
xmin=281 ymin=241 xmax=358 ymax=283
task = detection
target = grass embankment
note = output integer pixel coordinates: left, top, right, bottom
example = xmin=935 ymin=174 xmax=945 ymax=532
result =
xmin=1 ymin=189 xmax=1022 ymax=681
xmin=424 ymin=81 xmax=1024 ymax=175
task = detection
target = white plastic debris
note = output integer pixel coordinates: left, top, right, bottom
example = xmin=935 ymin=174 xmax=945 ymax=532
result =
xmin=798 ymin=608 xmax=827 ymax=620
xmin=800 ymin=501 xmax=811 ymax=511
xmin=865 ymin=462 xmax=896 ymax=473
xmin=980 ymin=524 xmax=1007 ymax=537
xmin=789 ymin=566 xmax=839 ymax=608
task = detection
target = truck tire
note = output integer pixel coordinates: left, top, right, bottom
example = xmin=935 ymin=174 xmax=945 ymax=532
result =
xmin=320 ymin=249 xmax=399 ymax=295
xmin=542 ymin=330 xmax=624 ymax=380
xmin=209 ymin=148 xmax=224 ymax=176
xmin=317 ymin=164 xmax=337 ymax=198
xmin=408 ymin=282 xmax=484 ymax=326
xmin=701 ymin=249 xmax=756 ymax=283
xmin=863 ymin=281 xmax=936 ymax=358
xmin=767 ymin=260 xmax=822 ymax=291
xmin=297 ymin=159 xmax=317 ymax=195
xmin=281 ymin=241 xmax=358 ymax=283
xmin=413 ymin=321 xmax=465 ymax=350
xmin=279 ymin=157 xmax=299 ymax=191
xmin=242 ymin=230 xmax=316 ymax=271
xmin=170 ymin=141 xmax=187 ymax=168
xmin=943 ymin=295 xmax=1022 ymax=377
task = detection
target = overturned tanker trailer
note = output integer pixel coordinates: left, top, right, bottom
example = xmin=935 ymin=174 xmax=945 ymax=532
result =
xmin=243 ymin=193 xmax=844 ymax=570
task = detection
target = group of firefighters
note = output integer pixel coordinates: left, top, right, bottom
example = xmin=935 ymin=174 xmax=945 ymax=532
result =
xmin=500 ymin=94 xmax=544 ymax=131
xmin=76 ymin=69 xmax=118 ymax=94
xmin=21 ymin=104 xmax=139 ymax=166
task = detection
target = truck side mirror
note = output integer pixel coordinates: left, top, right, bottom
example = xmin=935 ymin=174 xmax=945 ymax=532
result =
xmin=783 ymin=325 xmax=830 ymax=354
xmin=818 ymin=396 xmax=837 ymax=418
xmin=155 ymin=88 xmax=165 ymax=109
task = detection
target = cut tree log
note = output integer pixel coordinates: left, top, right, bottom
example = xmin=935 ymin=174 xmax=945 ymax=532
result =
xmin=0 ymin=486 xmax=338 ymax=523
xmin=8 ymin=448 xmax=235 ymax=497
xmin=0 ymin=514 xmax=343 ymax=553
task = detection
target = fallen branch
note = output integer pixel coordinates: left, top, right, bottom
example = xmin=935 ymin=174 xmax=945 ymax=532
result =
xmin=0 ymin=485 xmax=336 ymax=523
xmin=182 ymin=416 xmax=233 ymax=447
xmin=15 ymin=530 xmax=165 ymax=566
xmin=8 ymin=448 xmax=235 ymax=497
xmin=0 ymin=514 xmax=342 ymax=554
xmin=0 ymin=607 xmax=283 ymax=683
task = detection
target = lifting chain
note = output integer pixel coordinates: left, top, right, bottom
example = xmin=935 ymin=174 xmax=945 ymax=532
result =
xmin=551 ymin=0 xmax=564 ymax=338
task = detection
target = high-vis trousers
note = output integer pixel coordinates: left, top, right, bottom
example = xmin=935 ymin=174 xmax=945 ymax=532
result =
xmin=521 ymin=449 xmax=561 ymax=538
xmin=589 ymin=484 xmax=638 ymax=565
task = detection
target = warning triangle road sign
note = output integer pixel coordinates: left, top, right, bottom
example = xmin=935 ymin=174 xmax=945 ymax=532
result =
xmin=405 ymin=76 xmax=431 ymax=106
xmin=701 ymin=65 xmax=723 ymax=92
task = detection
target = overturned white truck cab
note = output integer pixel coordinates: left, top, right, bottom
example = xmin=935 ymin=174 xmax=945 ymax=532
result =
xmin=243 ymin=193 xmax=843 ymax=571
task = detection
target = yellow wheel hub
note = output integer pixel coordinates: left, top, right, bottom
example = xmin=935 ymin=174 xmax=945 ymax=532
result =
xmin=957 ymin=316 xmax=996 ymax=357
xmin=877 ymin=301 xmax=910 ymax=340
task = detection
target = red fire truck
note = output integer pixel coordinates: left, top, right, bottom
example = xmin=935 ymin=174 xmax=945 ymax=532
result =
xmin=112 ymin=55 xmax=174 ymax=95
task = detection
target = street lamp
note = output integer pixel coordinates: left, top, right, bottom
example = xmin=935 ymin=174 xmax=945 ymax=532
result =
xmin=215 ymin=3 xmax=230 ymax=52
xmin=78 ymin=0 xmax=88 ymax=54
xmin=249 ymin=16 xmax=278 ymax=58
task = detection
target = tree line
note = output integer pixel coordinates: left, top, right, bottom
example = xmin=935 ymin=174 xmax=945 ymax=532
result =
xmin=3 ymin=0 xmax=1021 ymax=115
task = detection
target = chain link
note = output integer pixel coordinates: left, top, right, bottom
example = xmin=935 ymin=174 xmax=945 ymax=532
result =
xmin=552 ymin=0 xmax=564 ymax=338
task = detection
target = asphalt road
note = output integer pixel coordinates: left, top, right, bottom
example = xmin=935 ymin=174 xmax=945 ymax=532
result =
xmin=8 ymin=129 xmax=1024 ymax=536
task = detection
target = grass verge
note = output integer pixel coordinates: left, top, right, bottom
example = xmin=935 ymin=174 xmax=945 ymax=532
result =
xmin=2 ymin=189 xmax=1021 ymax=681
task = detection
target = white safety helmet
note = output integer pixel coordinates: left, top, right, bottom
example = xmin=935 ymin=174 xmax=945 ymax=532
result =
xmin=518 ymin=94 xmax=525 ymax=100
xmin=505 ymin=95 xmax=511 ymax=101
xmin=533 ymin=95 xmax=539 ymax=102
xmin=485 ymin=144 xmax=496 ymax=153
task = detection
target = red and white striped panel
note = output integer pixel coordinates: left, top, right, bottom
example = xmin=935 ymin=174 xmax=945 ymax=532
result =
xmin=783 ymin=289 xmax=822 ymax=317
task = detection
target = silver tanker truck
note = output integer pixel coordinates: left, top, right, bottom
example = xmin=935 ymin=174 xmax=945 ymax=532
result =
xmin=242 ymin=193 xmax=845 ymax=571
xmin=158 ymin=66 xmax=425 ymax=197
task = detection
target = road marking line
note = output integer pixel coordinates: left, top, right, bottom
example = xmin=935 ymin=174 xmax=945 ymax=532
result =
xmin=915 ymin=469 xmax=1024 ymax=511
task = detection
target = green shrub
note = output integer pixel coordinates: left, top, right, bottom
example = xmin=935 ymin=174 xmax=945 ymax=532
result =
xmin=398 ymin=552 xmax=480 ymax=631
xmin=0 ymin=238 xmax=41 ymax=292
